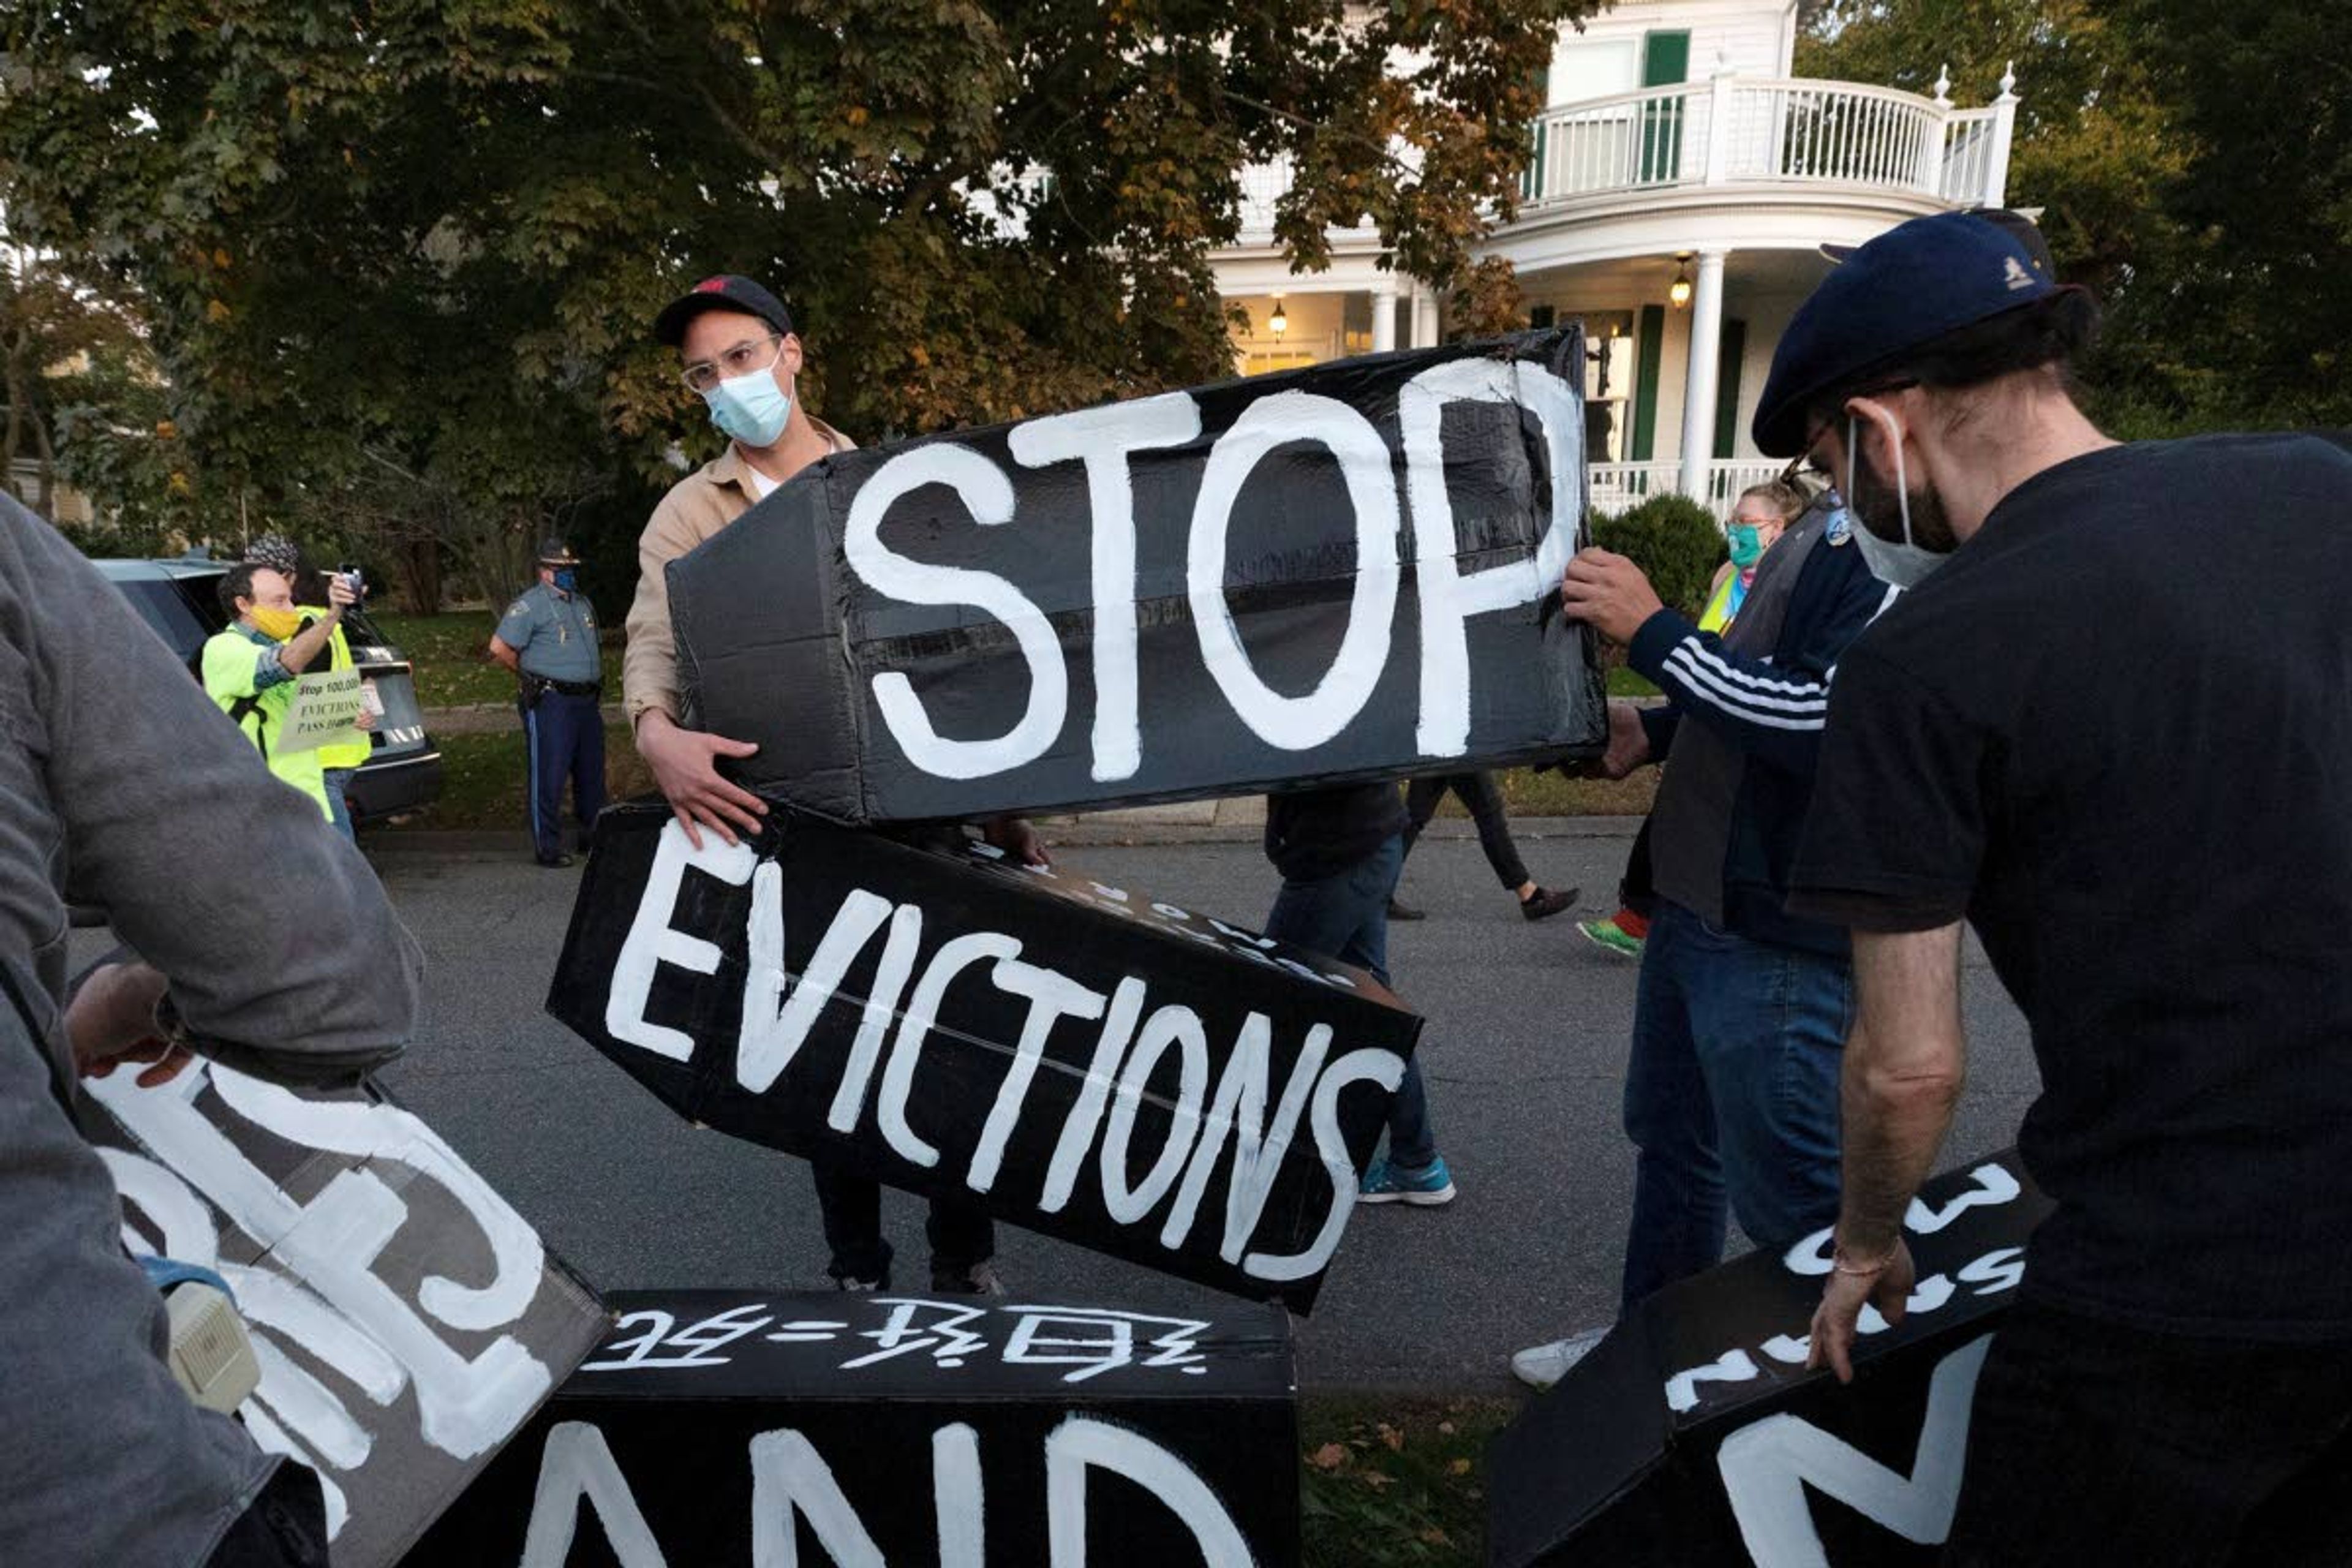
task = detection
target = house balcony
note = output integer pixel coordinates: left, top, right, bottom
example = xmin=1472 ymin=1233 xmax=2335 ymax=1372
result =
xmin=1224 ymin=69 xmax=2015 ymax=274
xmin=1520 ymin=72 xmax=2014 ymax=213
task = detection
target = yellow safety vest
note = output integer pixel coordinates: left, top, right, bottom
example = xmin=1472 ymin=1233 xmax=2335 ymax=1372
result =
xmin=200 ymin=628 xmax=334 ymax=823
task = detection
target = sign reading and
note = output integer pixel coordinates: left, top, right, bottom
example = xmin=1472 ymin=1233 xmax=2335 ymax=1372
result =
xmin=409 ymin=1288 xmax=1299 ymax=1567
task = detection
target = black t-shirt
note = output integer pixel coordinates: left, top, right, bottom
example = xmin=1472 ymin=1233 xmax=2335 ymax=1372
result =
xmin=1792 ymin=434 xmax=2352 ymax=1339
xmin=1263 ymin=782 xmax=1409 ymax=881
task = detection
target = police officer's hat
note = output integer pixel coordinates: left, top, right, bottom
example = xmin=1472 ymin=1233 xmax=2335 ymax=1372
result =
xmin=537 ymin=537 xmax=581 ymax=567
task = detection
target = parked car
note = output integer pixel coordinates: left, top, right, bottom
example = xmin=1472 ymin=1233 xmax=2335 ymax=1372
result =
xmin=96 ymin=555 xmax=445 ymax=826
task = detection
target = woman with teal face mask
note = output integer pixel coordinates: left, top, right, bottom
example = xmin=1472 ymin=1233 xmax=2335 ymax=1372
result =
xmin=1698 ymin=480 xmax=1806 ymax=633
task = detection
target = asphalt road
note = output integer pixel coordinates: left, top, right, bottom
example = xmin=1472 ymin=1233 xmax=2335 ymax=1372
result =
xmin=355 ymin=820 xmax=2036 ymax=1393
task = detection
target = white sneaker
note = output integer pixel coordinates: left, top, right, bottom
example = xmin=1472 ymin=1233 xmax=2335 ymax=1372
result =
xmin=1510 ymin=1325 xmax=1611 ymax=1391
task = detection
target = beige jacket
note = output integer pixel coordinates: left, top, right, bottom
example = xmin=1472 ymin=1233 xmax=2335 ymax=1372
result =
xmin=622 ymin=420 xmax=855 ymax=726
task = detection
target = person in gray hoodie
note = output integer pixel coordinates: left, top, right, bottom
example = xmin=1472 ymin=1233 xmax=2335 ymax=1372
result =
xmin=0 ymin=492 xmax=422 ymax=1567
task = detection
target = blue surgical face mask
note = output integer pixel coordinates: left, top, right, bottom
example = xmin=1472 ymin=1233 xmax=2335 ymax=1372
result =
xmin=1845 ymin=409 xmax=1953 ymax=589
xmin=703 ymin=364 xmax=792 ymax=448
xmin=552 ymin=568 xmax=578 ymax=594
xmin=1727 ymin=524 xmax=1765 ymax=569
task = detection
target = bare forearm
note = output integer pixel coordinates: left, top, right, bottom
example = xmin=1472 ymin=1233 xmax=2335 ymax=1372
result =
xmin=1836 ymin=1030 xmax=1962 ymax=1258
xmin=1834 ymin=925 xmax=1967 ymax=1259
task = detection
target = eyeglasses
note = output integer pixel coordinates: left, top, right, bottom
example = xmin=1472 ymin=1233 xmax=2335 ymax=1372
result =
xmin=680 ymin=333 xmax=785 ymax=394
xmin=1796 ymin=378 xmax=1918 ymax=483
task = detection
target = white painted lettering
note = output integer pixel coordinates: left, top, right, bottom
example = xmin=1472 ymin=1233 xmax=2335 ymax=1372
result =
xmin=1040 ymin=978 xmax=1147 ymax=1214
xmin=968 ymin=960 xmax=1108 ymax=1194
xmin=1046 ymin=1415 xmax=1256 ymax=1567
xmin=845 ymin=444 xmax=1069 ymax=780
xmin=748 ymin=1429 xmax=888 ymax=1567
xmin=1007 ymin=393 xmax=1202 ymax=783
xmin=1242 ymin=1045 xmax=1404 ymax=1281
xmin=1716 ymin=1336 xmax=1991 ymax=1567
xmin=1161 ymin=1015 xmax=1329 ymax=1259
xmin=519 ymin=1423 xmax=671 ymax=1568
xmin=1099 ymin=1005 xmax=1210 ymax=1225
xmin=740 ymin=878 xmax=895 ymax=1095
xmin=1401 ymin=356 xmax=1585 ymax=756
xmin=827 ymin=903 xmax=927 ymax=1133
xmin=1188 ymin=391 xmax=1400 ymax=750
xmin=880 ymin=932 xmax=1023 ymax=1167
xmin=606 ymin=823 xmax=756 ymax=1062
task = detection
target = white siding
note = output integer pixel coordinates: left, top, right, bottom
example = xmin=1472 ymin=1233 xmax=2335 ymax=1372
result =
xmin=1547 ymin=0 xmax=1796 ymax=97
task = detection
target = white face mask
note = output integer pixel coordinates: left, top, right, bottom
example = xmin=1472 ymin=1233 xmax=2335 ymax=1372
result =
xmin=1846 ymin=409 xmax=1953 ymax=590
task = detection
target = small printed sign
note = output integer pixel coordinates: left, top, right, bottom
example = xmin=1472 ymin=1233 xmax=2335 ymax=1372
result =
xmin=276 ymin=668 xmax=367 ymax=755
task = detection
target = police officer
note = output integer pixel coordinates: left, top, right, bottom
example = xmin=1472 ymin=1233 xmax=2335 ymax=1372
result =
xmin=489 ymin=538 xmax=606 ymax=867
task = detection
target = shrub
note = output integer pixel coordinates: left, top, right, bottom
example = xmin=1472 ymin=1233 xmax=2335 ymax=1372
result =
xmin=1590 ymin=493 xmax=1725 ymax=617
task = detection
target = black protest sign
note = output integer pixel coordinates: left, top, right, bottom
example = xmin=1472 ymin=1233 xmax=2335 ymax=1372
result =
xmin=549 ymin=801 xmax=1422 ymax=1311
xmin=1488 ymin=1151 xmax=2053 ymax=1567
xmin=408 ymin=1287 xmax=1298 ymax=1567
xmin=86 ymin=1061 xmax=608 ymax=1568
xmin=669 ymin=329 xmax=1605 ymax=824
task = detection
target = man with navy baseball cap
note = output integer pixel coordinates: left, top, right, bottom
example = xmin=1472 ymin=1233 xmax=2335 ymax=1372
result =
xmin=1773 ymin=213 xmax=2352 ymax=1559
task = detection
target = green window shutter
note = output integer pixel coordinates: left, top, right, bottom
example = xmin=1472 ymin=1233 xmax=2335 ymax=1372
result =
xmin=1713 ymin=317 xmax=1747 ymax=459
xmin=1640 ymin=31 xmax=1691 ymax=86
xmin=1638 ymin=32 xmax=1692 ymax=182
xmin=1630 ymin=304 xmax=1666 ymax=462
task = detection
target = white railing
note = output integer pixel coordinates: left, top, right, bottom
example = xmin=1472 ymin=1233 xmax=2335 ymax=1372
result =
xmin=1590 ymin=459 xmax=1789 ymax=522
xmin=1939 ymin=107 xmax=2003 ymax=205
xmin=1520 ymin=75 xmax=2017 ymax=211
xmin=1237 ymin=157 xmax=1294 ymax=242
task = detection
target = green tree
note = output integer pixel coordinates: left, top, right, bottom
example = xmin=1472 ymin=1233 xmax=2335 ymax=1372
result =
xmin=2089 ymin=0 xmax=2352 ymax=431
xmin=1 ymin=0 xmax=1594 ymax=605
xmin=0 ymin=244 xmax=149 ymax=521
xmin=1798 ymin=1 xmax=2183 ymax=306
xmin=1802 ymin=1 xmax=2352 ymax=434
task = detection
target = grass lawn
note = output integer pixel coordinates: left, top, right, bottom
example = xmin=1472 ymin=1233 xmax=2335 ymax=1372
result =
xmin=1300 ymin=1395 xmax=1516 ymax=1567
xmin=389 ymin=724 xmax=651 ymax=831
xmin=371 ymin=610 xmax=623 ymax=710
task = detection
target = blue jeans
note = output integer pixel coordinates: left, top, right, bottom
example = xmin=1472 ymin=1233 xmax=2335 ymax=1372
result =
xmin=1261 ymin=833 xmax=1437 ymax=1170
xmin=321 ymin=767 xmax=356 ymax=840
xmin=1620 ymin=899 xmax=1850 ymax=1310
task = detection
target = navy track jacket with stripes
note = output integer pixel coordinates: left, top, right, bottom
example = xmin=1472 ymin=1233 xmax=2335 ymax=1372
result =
xmin=1625 ymin=528 xmax=1896 ymax=957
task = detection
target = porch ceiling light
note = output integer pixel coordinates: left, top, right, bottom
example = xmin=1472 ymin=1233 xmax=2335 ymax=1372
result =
xmin=1668 ymin=254 xmax=1694 ymax=311
xmin=1269 ymin=299 xmax=1288 ymax=337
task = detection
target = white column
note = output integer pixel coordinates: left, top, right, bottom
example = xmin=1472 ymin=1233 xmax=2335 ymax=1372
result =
xmin=1370 ymin=277 xmax=1398 ymax=354
xmin=1678 ymin=249 xmax=1729 ymax=505
xmin=1703 ymin=68 xmax=1735 ymax=184
xmin=1983 ymin=62 xmax=2020 ymax=208
xmin=1412 ymin=286 xmax=1439 ymax=350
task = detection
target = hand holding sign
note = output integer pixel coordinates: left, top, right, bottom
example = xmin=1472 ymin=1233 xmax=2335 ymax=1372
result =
xmin=1808 ymin=1235 xmax=1920 ymax=1384
xmin=635 ymin=709 xmax=768 ymax=850
xmin=1559 ymin=548 xmax=1666 ymax=647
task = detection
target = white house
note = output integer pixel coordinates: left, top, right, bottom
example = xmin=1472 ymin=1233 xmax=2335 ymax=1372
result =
xmin=1211 ymin=0 xmax=2018 ymax=518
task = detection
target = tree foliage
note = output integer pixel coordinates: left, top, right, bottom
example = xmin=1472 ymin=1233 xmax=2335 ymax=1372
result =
xmin=1592 ymin=494 xmax=1723 ymax=619
xmin=0 ymin=244 xmax=148 ymax=521
xmin=1 ymin=0 xmax=1594 ymax=605
xmin=1801 ymin=0 xmax=2352 ymax=433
